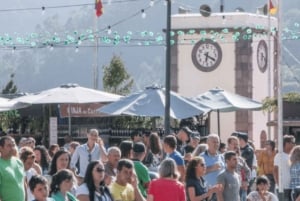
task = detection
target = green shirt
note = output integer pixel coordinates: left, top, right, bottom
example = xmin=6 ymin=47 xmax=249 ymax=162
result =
xmin=0 ymin=157 xmax=26 ymax=201
xmin=133 ymin=160 xmax=151 ymax=198
xmin=51 ymin=191 xmax=78 ymax=201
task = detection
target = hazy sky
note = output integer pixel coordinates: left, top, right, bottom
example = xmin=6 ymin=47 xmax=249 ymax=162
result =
xmin=0 ymin=0 xmax=297 ymax=93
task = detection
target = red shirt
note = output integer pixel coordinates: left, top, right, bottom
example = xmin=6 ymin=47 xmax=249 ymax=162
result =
xmin=148 ymin=178 xmax=186 ymax=201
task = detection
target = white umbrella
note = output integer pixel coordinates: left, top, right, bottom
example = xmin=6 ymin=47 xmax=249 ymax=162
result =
xmin=13 ymin=83 xmax=122 ymax=134
xmin=193 ymin=87 xmax=262 ymax=135
xmin=98 ymin=86 xmax=210 ymax=119
xmin=13 ymin=83 xmax=122 ymax=104
xmin=0 ymin=97 xmax=29 ymax=112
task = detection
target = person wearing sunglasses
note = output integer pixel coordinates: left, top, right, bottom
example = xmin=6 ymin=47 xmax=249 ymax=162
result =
xmin=76 ymin=161 xmax=113 ymax=201
xmin=185 ymin=156 xmax=219 ymax=201
xmin=70 ymin=129 xmax=108 ymax=184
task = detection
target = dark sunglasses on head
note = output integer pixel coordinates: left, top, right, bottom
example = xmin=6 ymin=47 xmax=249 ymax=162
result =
xmin=96 ymin=167 xmax=105 ymax=173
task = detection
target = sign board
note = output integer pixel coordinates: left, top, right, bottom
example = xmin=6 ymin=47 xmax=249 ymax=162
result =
xmin=49 ymin=117 xmax=58 ymax=146
xmin=59 ymin=103 xmax=106 ymax=118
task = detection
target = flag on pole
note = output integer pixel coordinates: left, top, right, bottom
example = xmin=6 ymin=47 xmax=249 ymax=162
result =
xmin=95 ymin=0 xmax=103 ymax=17
xmin=269 ymin=0 xmax=277 ymax=15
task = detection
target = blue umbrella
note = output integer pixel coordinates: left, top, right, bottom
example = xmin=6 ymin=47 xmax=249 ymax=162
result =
xmin=98 ymin=86 xmax=210 ymax=119
xmin=192 ymin=87 xmax=262 ymax=135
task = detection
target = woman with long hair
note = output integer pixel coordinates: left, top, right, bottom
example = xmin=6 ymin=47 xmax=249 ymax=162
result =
xmin=50 ymin=169 xmax=78 ymax=201
xmin=147 ymin=158 xmax=186 ymax=201
xmin=48 ymin=150 xmax=71 ymax=176
xmin=185 ymin=157 xmax=218 ymax=201
xmin=76 ymin=161 xmax=113 ymax=201
xmin=47 ymin=149 xmax=77 ymax=196
xmin=148 ymin=132 xmax=163 ymax=172
xmin=34 ymin=145 xmax=51 ymax=175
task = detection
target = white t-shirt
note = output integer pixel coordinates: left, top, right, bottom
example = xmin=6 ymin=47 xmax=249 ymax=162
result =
xmin=76 ymin=183 xmax=89 ymax=196
xmin=274 ymin=152 xmax=290 ymax=189
xmin=76 ymin=183 xmax=112 ymax=201
xmin=247 ymin=191 xmax=278 ymax=201
xmin=26 ymin=168 xmax=38 ymax=201
xmin=252 ymin=154 xmax=258 ymax=179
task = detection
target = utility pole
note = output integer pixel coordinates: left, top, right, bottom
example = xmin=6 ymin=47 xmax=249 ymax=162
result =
xmin=164 ymin=0 xmax=171 ymax=135
xmin=93 ymin=15 xmax=99 ymax=89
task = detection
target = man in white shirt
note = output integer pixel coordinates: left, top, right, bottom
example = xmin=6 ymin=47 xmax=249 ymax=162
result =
xmin=273 ymin=134 xmax=295 ymax=200
xmin=70 ymin=129 xmax=108 ymax=184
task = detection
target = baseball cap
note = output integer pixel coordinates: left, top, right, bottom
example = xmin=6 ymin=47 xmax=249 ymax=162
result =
xmin=232 ymin=131 xmax=248 ymax=142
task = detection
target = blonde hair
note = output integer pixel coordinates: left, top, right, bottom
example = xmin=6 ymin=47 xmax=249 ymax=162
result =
xmin=158 ymin=158 xmax=179 ymax=179
xmin=290 ymin=145 xmax=300 ymax=165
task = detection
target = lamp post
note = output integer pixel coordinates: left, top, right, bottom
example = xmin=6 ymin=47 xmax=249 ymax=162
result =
xmin=164 ymin=0 xmax=171 ymax=135
xmin=277 ymin=0 xmax=284 ymax=200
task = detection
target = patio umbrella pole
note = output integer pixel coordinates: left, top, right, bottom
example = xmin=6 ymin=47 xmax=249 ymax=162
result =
xmin=68 ymin=104 xmax=71 ymax=136
xmin=217 ymin=109 xmax=220 ymax=137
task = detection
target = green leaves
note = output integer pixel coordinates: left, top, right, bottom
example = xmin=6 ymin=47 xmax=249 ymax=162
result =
xmin=102 ymin=55 xmax=133 ymax=96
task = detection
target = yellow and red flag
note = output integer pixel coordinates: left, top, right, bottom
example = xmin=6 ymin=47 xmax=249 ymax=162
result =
xmin=269 ymin=0 xmax=277 ymax=15
xmin=95 ymin=0 xmax=103 ymax=17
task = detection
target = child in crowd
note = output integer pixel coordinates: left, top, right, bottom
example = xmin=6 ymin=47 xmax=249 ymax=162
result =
xmin=29 ymin=175 xmax=55 ymax=201
xmin=50 ymin=169 xmax=78 ymax=201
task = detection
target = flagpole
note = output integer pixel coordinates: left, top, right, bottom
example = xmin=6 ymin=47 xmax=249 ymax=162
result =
xmin=94 ymin=0 xmax=102 ymax=89
xmin=267 ymin=0 xmax=271 ymax=140
xmin=93 ymin=14 xmax=99 ymax=90
xmin=277 ymin=0 xmax=284 ymax=200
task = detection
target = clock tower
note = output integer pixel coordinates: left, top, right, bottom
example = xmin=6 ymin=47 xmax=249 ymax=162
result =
xmin=170 ymin=12 xmax=278 ymax=146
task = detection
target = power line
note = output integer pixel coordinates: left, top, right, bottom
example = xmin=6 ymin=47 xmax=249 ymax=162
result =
xmin=282 ymin=44 xmax=300 ymax=86
xmin=0 ymin=0 xmax=142 ymax=12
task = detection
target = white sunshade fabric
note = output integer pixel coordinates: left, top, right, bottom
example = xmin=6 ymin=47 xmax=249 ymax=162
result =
xmin=98 ymin=85 xmax=211 ymax=119
xmin=12 ymin=83 xmax=122 ymax=104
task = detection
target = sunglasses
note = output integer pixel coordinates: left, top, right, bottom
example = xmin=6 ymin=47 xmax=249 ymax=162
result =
xmin=96 ymin=167 xmax=105 ymax=173
xmin=199 ymin=163 xmax=206 ymax=167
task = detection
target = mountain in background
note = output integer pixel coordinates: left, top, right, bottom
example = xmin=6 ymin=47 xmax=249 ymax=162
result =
xmin=0 ymin=0 xmax=299 ymax=96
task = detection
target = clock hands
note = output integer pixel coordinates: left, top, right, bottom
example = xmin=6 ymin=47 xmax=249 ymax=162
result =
xmin=260 ymin=52 xmax=266 ymax=63
xmin=204 ymin=52 xmax=216 ymax=62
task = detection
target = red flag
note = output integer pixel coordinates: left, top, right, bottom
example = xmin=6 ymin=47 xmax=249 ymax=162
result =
xmin=95 ymin=0 xmax=103 ymax=17
xmin=269 ymin=0 xmax=277 ymax=15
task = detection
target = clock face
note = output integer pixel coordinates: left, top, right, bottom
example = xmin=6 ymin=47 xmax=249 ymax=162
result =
xmin=191 ymin=39 xmax=222 ymax=72
xmin=257 ymin=40 xmax=268 ymax=73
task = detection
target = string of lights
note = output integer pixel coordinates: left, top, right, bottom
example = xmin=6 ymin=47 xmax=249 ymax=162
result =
xmin=0 ymin=0 xmax=299 ymax=51
xmin=0 ymin=0 xmax=142 ymax=12
xmin=1 ymin=26 xmax=300 ymax=52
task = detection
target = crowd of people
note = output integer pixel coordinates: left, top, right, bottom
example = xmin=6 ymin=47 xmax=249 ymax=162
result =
xmin=0 ymin=127 xmax=299 ymax=201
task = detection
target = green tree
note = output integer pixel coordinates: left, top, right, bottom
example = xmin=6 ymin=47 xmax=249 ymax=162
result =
xmin=103 ymin=55 xmax=134 ymax=95
xmin=2 ymin=74 xmax=17 ymax=94
xmin=0 ymin=74 xmax=20 ymax=133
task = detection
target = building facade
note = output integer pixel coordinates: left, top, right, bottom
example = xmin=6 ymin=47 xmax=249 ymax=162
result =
xmin=170 ymin=12 xmax=278 ymax=146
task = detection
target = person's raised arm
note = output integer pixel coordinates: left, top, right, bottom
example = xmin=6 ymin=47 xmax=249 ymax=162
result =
xmin=97 ymin=138 xmax=108 ymax=163
xmin=131 ymin=172 xmax=146 ymax=201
